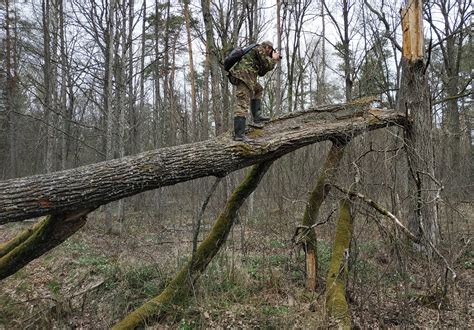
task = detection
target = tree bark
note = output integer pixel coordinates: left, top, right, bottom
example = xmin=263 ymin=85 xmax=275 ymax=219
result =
xmin=5 ymin=0 xmax=18 ymax=179
xmin=275 ymin=0 xmax=282 ymax=115
xmin=201 ymin=0 xmax=223 ymax=135
xmin=127 ymin=0 xmax=137 ymax=155
xmin=105 ymin=0 xmax=116 ymax=161
xmin=42 ymin=0 xmax=55 ymax=173
xmin=0 ymin=102 xmax=406 ymax=223
xmin=301 ymin=139 xmax=347 ymax=291
xmin=325 ymin=199 xmax=352 ymax=328
xmin=183 ymin=0 xmax=198 ymax=141
xmin=0 ymin=209 xmax=93 ymax=280
xmin=138 ymin=0 xmax=146 ymax=152
xmin=399 ymin=0 xmax=439 ymax=246
xmin=200 ymin=49 xmax=210 ymax=140
xmin=59 ymin=0 xmax=69 ymax=170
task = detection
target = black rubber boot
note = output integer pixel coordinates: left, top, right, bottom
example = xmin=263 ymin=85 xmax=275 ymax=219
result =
xmin=234 ymin=116 xmax=252 ymax=142
xmin=251 ymin=99 xmax=270 ymax=123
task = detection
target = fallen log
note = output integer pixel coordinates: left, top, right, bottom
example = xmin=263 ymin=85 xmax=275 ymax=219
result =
xmin=0 ymin=101 xmax=406 ymax=223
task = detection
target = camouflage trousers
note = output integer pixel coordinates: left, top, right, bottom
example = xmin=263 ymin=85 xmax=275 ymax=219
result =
xmin=234 ymin=78 xmax=263 ymax=118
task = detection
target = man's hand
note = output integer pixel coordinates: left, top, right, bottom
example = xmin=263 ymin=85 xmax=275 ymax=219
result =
xmin=272 ymin=50 xmax=282 ymax=61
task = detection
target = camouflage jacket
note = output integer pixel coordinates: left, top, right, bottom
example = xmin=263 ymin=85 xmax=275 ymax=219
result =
xmin=229 ymin=45 xmax=276 ymax=88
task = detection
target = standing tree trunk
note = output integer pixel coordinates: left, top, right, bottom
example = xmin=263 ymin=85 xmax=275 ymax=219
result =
xmin=183 ymin=0 xmax=198 ymax=142
xmin=58 ymin=0 xmax=70 ymax=170
xmin=169 ymin=31 xmax=180 ymax=145
xmin=325 ymin=199 xmax=352 ymax=328
xmin=42 ymin=0 xmax=54 ymax=173
xmin=127 ymin=0 xmax=137 ymax=155
xmin=115 ymin=0 xmax=128 ymax=226
xmin=322 ymin=0 xmax=353 ymax=102
xmin=315 ymin=0 xmax=327 ymax=105
xmin=275 ymin=0 xmax=282 ymax=115
xmin=425 ymin=0 xmax=470 ymax=194
xmin=342 ymin=0 xmax=352 ymax=102
xmin=200 ymin=45 xmax=210 ymax=140
xmin=399 ymin=0 xmax=439 ymax=245
xmin=104 ymin=0 xmax=117 ymax=232
xmin=5 ymin=0 xmax=18 ymax=178
xmin=152 ymin=0 xmax=162 ymax=148
xmin=138 ymin=0 xmax=146 ymax=153
xmin=162 ymin=0 xmax=175 ymax=146
xmin=105 ymin=0 xmax=116 ymax=161
xmin=201 ymin=0 xmax=223 ymax=135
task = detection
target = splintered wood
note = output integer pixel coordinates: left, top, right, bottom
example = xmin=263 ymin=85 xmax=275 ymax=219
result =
xmin=401 ymin=0 xmax=424 ymax=61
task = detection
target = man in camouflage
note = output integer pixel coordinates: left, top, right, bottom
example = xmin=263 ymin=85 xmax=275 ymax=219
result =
xmin=229 ymin=41 xmax=281 ymax=141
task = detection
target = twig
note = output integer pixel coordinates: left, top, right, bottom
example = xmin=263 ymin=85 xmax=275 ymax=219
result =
xmin=192 ymin=177 xmax=222 ymax=256
xmin=292 ymin=209 xmax=335 ymax=245
xmin=331 ymin=184 xmax=419 ymax=242
xmin=70 ymin=279 xmax=105 ymax=298
xmin=331 ymin=184 xmax=457 ymax=280
xmin=425 ymin=238 xmax=457 ymax=280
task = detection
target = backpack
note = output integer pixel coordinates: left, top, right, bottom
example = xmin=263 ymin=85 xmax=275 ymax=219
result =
xmin=223 ymin=43 xmax=259 ymax=71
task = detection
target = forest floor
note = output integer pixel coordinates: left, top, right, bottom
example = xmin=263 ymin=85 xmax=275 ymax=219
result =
xmin=1 ymin=203 xmax=473 ymax=329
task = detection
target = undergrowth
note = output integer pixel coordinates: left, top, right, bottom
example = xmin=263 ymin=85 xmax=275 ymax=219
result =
xmin=0 ymin=207 xmax=472 ymax=328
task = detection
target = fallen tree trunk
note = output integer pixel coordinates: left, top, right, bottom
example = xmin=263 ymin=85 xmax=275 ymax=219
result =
xmin=0 ymin=101 xmax=406 ymax=223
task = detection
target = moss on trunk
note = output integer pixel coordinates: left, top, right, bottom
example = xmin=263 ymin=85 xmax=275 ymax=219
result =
xmin=301 ymin=140 xmax=346 ymax=290
xmin=0 ymin=217 xmax=49 ymax=259
xmin=325 ymin=199 xmax=352 ymax=328
xmin=112 ymin=161 xmax=274 ymax=329
xmin=0 ymin=210 xmax=90 ymax=280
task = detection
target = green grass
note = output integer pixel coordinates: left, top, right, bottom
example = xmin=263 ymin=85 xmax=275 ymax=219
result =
xmin=77 ymin=255 xmax=116 ymax=276
xmin=0 ymin=294 xmax=18 ymax=325
xmin=16 ymin=281 xmax=31 ymax=293
xmin=262 ymin=305 xmax=289 ymax=316
xmin=63 ymin=239 xmax=89 ymax=253
xmin=357 ymin=240 xmax=383 ymax=257
xmin=317 ymin=240 xmax=332 ymax=276
xmin=462 ymin=249 xmax=473 ymax=269
xmin=124 ymin=264 xmax=165 ymax=297
xmin=269 ymin=239 xmax=285 ymax=248
xmin=47 ymin=279 xmax=62 ymax=295
xmin=179 ymin=318 xmax=198 ymax=330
